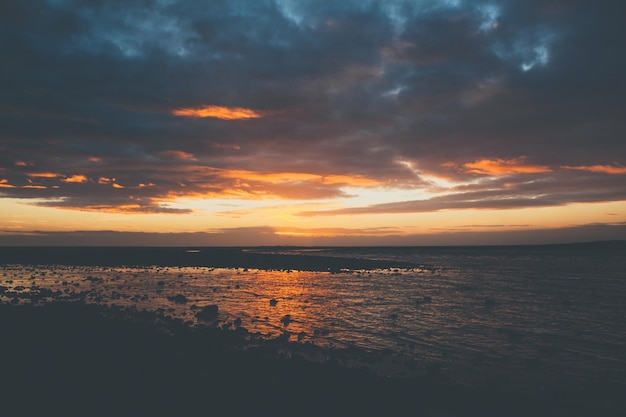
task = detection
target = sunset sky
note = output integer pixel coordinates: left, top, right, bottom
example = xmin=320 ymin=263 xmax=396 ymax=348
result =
xmin=1 ymin=0 xmax=625 ymax=246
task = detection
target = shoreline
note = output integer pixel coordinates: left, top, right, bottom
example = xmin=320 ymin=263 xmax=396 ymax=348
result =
xmin=0 ymin=246 xmax=421 ymax=271
xmin=2 ymin=245 xmax=625 ymax=416
xmin=2 ymin=300 xmax=624 ymax=416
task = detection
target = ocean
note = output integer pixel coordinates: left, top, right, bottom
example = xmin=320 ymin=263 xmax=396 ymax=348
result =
xmin=2 ymin=242 xmax=625 ymax=395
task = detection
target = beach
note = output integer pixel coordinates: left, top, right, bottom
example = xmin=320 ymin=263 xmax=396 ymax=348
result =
xmin=4 ymin=301 xmax=622 ymax=417
xmin=2 ymin=245 xmax=625 ymax=416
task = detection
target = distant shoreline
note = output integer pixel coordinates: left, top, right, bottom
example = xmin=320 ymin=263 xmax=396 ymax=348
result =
xmin=1 ymin=241 xmax=624 ymax=270
xmin=0 ymin=246 xmax=422 ymax=271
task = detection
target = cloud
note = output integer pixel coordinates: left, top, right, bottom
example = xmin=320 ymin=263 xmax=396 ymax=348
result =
xmin=28 ymin=172 xmax=60 ymax=179
xmin=0 ymin=179 xmax=16 ymax=188
xmin=2 ymin=223 xmax=626 ymax=247
xmin=62 ymin=175 xmax=89 ymax=183
xmin=33 ymin=197 xmax=192 ymax=214
xmin=171 ymin=105 xmax=263 ymax=120
xmin=0 ymin=0 xmax=624 ymax=218
xmin=562 ymin=164 xmax=626 ymax=175
xmin=298 ymin=167 xmax=626 ymax=216
xmin=459 ymin=157 xmax=552 ymax=175
xmin=158 ymin=150 xmax=197 ymax=161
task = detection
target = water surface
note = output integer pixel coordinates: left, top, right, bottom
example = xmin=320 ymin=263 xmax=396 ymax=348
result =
xmin=2 ymin=243 xmax=625 ymax=390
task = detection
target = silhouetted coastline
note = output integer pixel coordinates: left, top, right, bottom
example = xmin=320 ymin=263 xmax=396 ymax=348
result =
xmin=3 ymin=301 xmax=624 ymax=417
xmin=2 ymin=241 xmax=624 ymax=270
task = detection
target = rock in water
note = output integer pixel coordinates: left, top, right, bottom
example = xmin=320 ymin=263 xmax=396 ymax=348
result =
xmin=167 ymin=294 xmax=188 ymax=304
xmin=197 ymin=304 xmax=219 ymax=320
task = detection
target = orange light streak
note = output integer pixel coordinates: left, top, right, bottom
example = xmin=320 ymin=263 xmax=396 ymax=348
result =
xmin=462 ymin=157 xmax=551 ymax=175
xmin=62 ymin=175 xmax=88 ymax=183
xmin=172 ymin=105 xmax=262 ymax=120
xmin=562 ymin=164 xmax=626 ymax=174
xmin=219 ymin=169 xmax=384 ymax=187
xmin=28 ymin=172 xmax=59 ymax=178
xmin=0 ymin=179 xmax=16 ymax=188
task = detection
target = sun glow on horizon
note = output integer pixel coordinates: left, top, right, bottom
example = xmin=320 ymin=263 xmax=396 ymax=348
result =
xmin=4 ymin=148 xmax=626 ymax=244
xmin=2 ymin=192 xmax=624 ymax=244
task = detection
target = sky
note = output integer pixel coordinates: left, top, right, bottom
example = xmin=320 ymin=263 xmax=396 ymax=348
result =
xmin=1 ymin=0 xmax=625 ymax=246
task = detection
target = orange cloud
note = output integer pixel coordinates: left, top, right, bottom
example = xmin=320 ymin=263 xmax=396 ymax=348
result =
xmin=461 ymin=157 xmax=552 ymax=175
xmin=98 ymin=177 xmax=133 ymax=189
xmin=0 ymin=179 xmax=16 ymax=188
xmin=159 ymin=150 xmax=197 ymax=160
xmin=322 ymin=174 xmax=383 ymax=187
xmin=62 ymin=174 xmax=88 ymax=183
xmin=28 ymin=172 xmax=59 ymax=178
xmin=50 ymin=204 xmax=142 ymax=213
xmin=172 ymin=105 xmax=262 ymax=120
xmin=218 ymin=169 xmax=383 ymax=187
xmin=562 ymin=164 xmax=626 ymax=174
xmin=88 ymin=156 xmax=102 ymax=162
xmin=155 ymin=167 xmax=387 ymax=201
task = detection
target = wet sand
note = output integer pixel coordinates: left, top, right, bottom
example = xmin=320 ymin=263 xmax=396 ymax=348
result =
xmin=2 ymin=300 xmax=624 ymax=417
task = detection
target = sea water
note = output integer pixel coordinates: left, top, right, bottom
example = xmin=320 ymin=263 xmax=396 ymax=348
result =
xmin=2 ymin=244 xmax=625 ymax=390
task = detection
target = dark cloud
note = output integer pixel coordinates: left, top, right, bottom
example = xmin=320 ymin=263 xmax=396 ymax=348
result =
xmin=299 ymin=169 xmax=626 ymax=216
xmin=1 ymin=0 xmax=624 ymax=214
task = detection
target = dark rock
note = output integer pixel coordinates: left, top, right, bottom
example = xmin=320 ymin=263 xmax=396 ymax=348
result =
xmin=314 ymin=328 xmax=330 ymax=336
xmin=167 ymin=294 xmax=188 ymax=304
xmin=196 ymin=304 xmax=219 ymax=321
xmin=280 ymin=314 xmax=291 ymax=326
xmin=85 ymin=275 xmax=102 ymax=282
xmin=269 ymin=298 xmax=278 ymax=306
